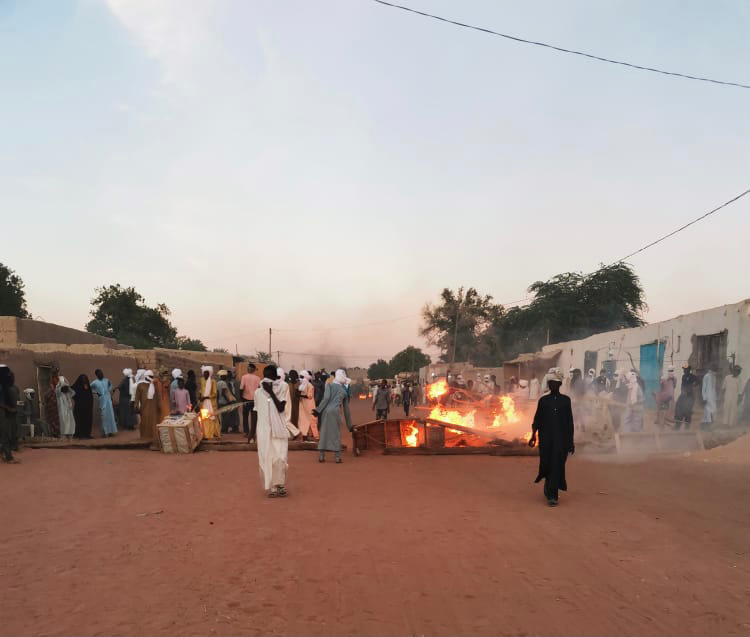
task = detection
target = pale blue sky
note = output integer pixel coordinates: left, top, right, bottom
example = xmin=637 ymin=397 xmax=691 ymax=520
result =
xmin=2 ymin=0 xmax=749 ymax=369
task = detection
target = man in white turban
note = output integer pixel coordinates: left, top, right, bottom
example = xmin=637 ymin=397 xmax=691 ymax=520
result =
xmin=169 ymin=368 xmax=183 ymax=411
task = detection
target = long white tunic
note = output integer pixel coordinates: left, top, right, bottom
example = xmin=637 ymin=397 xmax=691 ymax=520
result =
xmin=253 ymin=386 xmax=289 ymax=490
xmin=702 ymin=371 xmax=717 ymax=424
xmin=57 ymin=378 xmax=76 ymax=436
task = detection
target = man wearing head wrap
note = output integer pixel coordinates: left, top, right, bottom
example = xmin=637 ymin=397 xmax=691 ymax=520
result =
xmin=254 ymin=364 xmax=290 ymax=497
xmin=217 ymin=369 xmax=239 ymax=434
xmin=169 ymin=369 xmax=183 ymax=412
xmin=528 ymin=369 xmax=574 ymax=507
xmin=653 ymin=366 xmax=676 ymax=426
xmin=199 ymin=366 xmax=221 ymax=440
xmin=286 ymin=370 xmax=300 ymax=430
xmin=621 ymin=371 xmax=645 ymax=432
xmin=297 ymin=370 xmax=319 ymax=441
xmin=0 ymin=365 xmax=20 ymax=462
xmin=116 ymin=369 xmax=137 ymax=430
xmin=56 ymin=374 xmax=76 ymax=440
xmin=700 ymin=365 xmax=719 ymax=429
xmin=313 ymin=369 xmax=353 ymax=463
xmin=134 ymin=370 xmax=160 ymax=448
xmin=674 ymin=364 xmax=698 ymax=430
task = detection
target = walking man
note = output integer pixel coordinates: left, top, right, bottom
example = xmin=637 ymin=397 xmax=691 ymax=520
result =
xmin=528 ymin=370 xmax=575 ymax=507
xmin=373 ymin=379 xmax=391 ymax=420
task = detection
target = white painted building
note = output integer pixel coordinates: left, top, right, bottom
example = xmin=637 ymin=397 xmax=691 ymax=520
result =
xmin=539 ymin=299 xmax=750 ymax=407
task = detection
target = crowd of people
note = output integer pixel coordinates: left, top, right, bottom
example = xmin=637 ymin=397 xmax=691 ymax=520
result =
xmin=505 ymin=362 xmax=750 ymax=434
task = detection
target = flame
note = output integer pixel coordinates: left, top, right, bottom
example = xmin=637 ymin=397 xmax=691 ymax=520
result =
xmin=200 ymin=408 xmax=210 ymax=419
xmin=428 ymin=406 xmax=475 ymax=434
xmin=500 ymin=395 xmax=520 ymax=423
xmin=403 ymin=422 xmax=419 ymax=447
xmin=427 ymin=379 xmax=449 ymax=401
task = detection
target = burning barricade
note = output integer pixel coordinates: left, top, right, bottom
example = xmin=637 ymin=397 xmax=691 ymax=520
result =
xmin=352 ymin=378 xmax=537 ymax=455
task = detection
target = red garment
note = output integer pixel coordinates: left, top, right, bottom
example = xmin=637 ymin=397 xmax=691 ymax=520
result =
xmin=44 ymin=385 xmax=60 ymax=435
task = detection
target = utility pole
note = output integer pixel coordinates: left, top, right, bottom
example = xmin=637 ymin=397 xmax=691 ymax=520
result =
xmin=268 ymin=328 xmax=272 ymax=358
xmin=276 ymin=350 xmax=280 ymax=365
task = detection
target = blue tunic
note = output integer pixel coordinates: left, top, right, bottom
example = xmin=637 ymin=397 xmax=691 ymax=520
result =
xmin=91 ymin=378 xmax=118 ymax=435
xmin=316 ymin=383 xmax=352 ymax=452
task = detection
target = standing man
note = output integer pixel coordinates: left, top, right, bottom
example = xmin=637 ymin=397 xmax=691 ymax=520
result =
xmin=169 ymin=369 xmax=183 ymax=412
xmin=402 ymin=381 xmax=412 ymax=417
xmin=373 ymin=379 xmax=391 ymax=420
xmin=0 ymin=365 xmax=19 ymax=463
xmin=117 ymin=369 xmax=136 ymax=430
xmin=240 ymin=363 xmax=261 ymax=442
xmin=674 ymin=364 xmax=698 ymax=429
xmin=701 ymin=365 xmax=718 ymax=429
xmin=91 ymin=369 xmax=118 ymax=437
xmin=528 ymin=370 xmax=574 ymax=507
xmin=254 ymin=364 xmax=289 ymax=498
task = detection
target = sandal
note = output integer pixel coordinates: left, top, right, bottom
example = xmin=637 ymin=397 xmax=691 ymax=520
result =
xmin=268 ymin=488 xmax=279 ymax=498
xmin=277 ymin=487 xmax=288 ymax=497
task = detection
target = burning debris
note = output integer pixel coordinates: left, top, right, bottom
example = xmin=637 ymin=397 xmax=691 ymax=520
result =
xmin=352 ymin=378 xmax=537 ymax=455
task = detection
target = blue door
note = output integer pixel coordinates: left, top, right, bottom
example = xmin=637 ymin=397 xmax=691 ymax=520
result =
xmin=640 ymin=341 xmax=665 ymax=408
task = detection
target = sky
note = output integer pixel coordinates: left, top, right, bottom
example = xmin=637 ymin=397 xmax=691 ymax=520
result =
xmin=2 ymin=0 xmax=749 ymax=370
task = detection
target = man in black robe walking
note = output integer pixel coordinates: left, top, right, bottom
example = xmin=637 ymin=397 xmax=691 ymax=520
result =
xmin=528 ymin=369 xmax=575 ymax=506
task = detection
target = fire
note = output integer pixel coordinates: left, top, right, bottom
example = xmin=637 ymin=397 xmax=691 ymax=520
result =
xmin=428 ymin=406 xmax=474 ymax=434
xmin=427 ymin=379 xmax=449 ymax=401
xmin=200 ymin=408 xmax=210 ymax=419
xmin=500 ymin=395 xmax=520 ymax=423
xmin=403 ymin=422 xmax=419 ymax=447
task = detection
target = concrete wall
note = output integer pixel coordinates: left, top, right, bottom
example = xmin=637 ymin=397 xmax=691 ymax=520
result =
xmin=541 ymin=299 xmax=750 ymax=391
xmin=131 ymin=348 xmax=234 ymax=376
xmin=0 ymin=317 xmax=125 ymax=349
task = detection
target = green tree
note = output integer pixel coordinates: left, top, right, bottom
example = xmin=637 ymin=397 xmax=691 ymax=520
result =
xmin=388 ymin=346 xmax=431 ymax=375
xmin=420 ymin=287 xmax=502 ymax=363
xmin=172 ymin=337 xmax=208 ymax=352
xmin=367 ymin=359 xmax=390 ymax=381
xmin=0 ymin=263 xmax=31 ymax=318
xmin=254 ymin=350 xmax=273 ymax=363
xmin=86 ymin=284 xmax=206 ymax=350
xmin=493 ymin=262 xmax=647 ymax=360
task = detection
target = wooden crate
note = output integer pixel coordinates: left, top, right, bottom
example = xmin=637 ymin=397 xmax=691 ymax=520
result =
xmin=158 ymin=413 xmax=202 ymax=454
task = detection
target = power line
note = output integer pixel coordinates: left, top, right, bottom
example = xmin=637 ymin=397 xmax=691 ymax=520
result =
xmin=371 ymin=0 xmax=750 ymax=90
xmin=612 ymin=186 xmax=750 ymax=264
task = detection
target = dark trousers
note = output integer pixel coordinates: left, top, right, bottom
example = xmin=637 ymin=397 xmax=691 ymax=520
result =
xmin=243 ymin=401 xmax=258 ymax=439
xmin=1 ymin=414 xmax=13 ymax=460
xmin=376 ymin=408 xmax=388 ymax=420
xmin=403 ymin=400 xmax=411 ymax=417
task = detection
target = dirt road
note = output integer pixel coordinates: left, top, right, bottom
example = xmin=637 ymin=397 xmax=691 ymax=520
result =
xmin=1 ymin=412 xmax=749 ymax=636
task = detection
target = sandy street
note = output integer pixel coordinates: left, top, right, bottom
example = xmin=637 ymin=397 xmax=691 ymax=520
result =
xmin=1 ymin=401 xmax=749 ymax=636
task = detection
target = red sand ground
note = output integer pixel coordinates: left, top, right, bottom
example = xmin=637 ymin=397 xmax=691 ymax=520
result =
xmin=1 ymin=404 xmax=749 ymax=636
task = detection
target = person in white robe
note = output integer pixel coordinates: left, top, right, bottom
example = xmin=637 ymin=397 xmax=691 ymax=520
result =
xmin=722 ymin=365 xmax=742 ymax=427
xmin=254 ymin=364 xmax=289 ymax=497
xmin=701 ymin=366 xmax=718 ymax=427
xmin=274 ymin=368 xmax=299 ymax=439
xmin=56 ymin=375 xmax=76 ymax=439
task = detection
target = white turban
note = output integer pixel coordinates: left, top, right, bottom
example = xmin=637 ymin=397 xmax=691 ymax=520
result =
xmin=277 ymin=368 xmax=285 ymax=381
xmin=298 ymin=370 xmax=311 ymax=392
xmin=144 ymin=370 xmax=155 ymax=399
xmin=123 ymin=368 xmax=133 ymax=377
xmin=134 ymin=369 xmax=146 ymax=384
xmin=334 ymin=369 xmax=347 ymax=385
xmin=171 ymin=368 xmax=183 ymax=380
xmin=201 ymin=365 xmax=213 ymax=375
xmin=588 ymin=369 xmax=596 ymax=377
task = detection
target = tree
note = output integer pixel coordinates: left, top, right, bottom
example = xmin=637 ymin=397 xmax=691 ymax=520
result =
xmin=493 ymin=262 xmax=647 ymax=360
xmin=367 ymin=359 xmax=390 ymax=381
xmin=212 ymin=347 xmax=230 ymax=354
xmin=388 ymin=346 xmax=431 ymax=376
xmin=254 ymin=350 xmax=273 ymax=363
xmin=172 ymin=337 xmax=207 ymax=352
xmin=420 ymin=287 xmax=503 ymax=363
xmin=86 ymin=284 xmax=206 ymax=350
xmin=0 ymin=263 xmax=31 ymax=318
